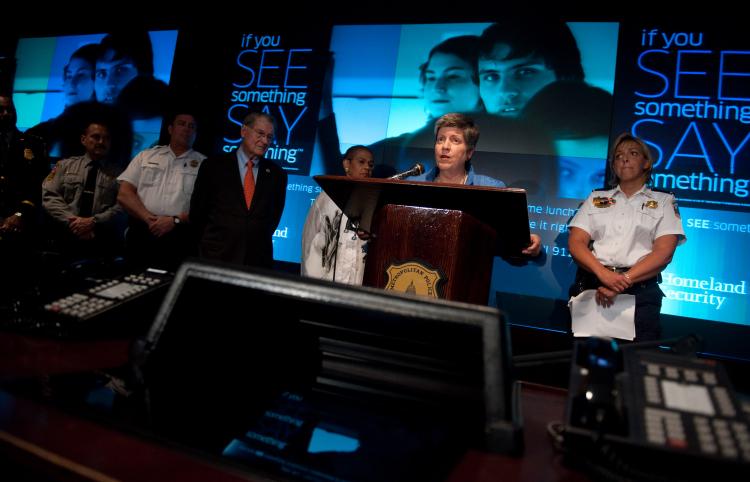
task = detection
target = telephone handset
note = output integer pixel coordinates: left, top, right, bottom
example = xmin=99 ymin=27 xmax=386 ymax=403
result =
xmin=567 ymin=336 xmax=624 ymax=435
xmin=564 ymin=338 xmax=750 ymax=481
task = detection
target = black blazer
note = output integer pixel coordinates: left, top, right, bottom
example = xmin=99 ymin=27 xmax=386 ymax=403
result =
xmin=189 ymin=152 xmax=287 ymax=268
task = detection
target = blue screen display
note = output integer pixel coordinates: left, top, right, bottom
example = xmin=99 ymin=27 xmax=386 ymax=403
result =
xmin=273 ymin=20 xmax=750 ymax=336
xmin=13 ymin=30 xmax=179 ymax=159
xmin=275 ymin=21 xmax=623 ymax=320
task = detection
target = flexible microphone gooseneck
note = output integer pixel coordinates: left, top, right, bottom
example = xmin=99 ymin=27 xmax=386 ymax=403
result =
xmin=389 ymin=162 xmax=425 ymax=180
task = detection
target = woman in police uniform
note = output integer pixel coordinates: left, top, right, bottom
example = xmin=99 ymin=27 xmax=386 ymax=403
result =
xmin=568 ymin=133 xmax=686 ymax=341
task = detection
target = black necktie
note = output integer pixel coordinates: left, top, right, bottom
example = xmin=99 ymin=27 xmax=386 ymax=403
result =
xmin=78 ymin=160 xmax=99 ymax=217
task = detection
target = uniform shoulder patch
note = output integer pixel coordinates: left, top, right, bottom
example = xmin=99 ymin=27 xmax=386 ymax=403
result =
xmin=593 ymin=196 xmax=616 ymax=207
xmin=44 ymin=162 xmax=60 ymax=183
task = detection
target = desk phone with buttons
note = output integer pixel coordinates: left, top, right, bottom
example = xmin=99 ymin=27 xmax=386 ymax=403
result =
xmin=27 ymin=268 xmax=173 ymax=337
xmin=622 ymin=350 xmax=750 ymax=462
xmin=43 ymin=270 xmax=170 ymax=321
xmin=565 ymin=340 xmax=750 ymax=481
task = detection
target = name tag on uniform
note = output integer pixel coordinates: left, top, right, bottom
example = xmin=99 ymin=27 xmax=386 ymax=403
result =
xmin=593 ymin=196 xmax=616 ymax=208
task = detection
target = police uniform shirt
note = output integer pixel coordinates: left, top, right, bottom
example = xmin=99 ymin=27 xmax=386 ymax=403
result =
xmin=568 ymin=185 xmax=686 ymax=268
xmin=42 ymin=154 xmax=123 ymax=225
xmin=117 ymin=145 xmax=206 ymax=216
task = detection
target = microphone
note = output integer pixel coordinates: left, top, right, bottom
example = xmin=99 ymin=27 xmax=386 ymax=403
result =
xmin=389 ymin=163 xmax=424 ymax=180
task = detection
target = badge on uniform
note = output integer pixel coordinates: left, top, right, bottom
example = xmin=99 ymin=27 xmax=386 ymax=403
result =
xmin=23 ymin=148 xmax=34 ymax=160
xmin=644 ymin=200 xmax=658 ymax=209
xmin=44 ymin=163 xmax=59 ymax=183
xmin=593 ymin=196 xmax=616 ymax=208
xmin=190 ymin=159 xmax=199 ymax=168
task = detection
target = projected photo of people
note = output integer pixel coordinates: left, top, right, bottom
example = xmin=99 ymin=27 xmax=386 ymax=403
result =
xmin=62 ymin=43 xmax=100 ymax=108
xmin=95 ymin=31 xmax=155 ymax=104
xmin=323 ymin=21 xmax=618 ymax=199
xmin=421 ymin=36 xmax=483 ymax=119
xmin=14 ymin=30 xmax=178 ymax=163
xmin=477 ymin=20 xmax=615 ymax=199
xmin=477 ymin=21 xmax=583 ymax=119
xmin=116 ymin=76 xmax=171 ymax=156
xmin=523 ymin=81 xmax=612 ymax=199
xmin=362 ymin=35 xmax=485 ymax=177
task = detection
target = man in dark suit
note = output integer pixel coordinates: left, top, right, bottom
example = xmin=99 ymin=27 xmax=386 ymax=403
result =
xmin=190 ymin=112 xmax=287 ymax=268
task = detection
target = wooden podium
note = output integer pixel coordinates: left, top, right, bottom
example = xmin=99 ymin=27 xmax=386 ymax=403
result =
xmin=315 ymin=176 xmax=531 ymax=305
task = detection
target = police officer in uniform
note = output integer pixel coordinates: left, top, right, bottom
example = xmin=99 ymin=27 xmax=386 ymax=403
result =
xmin=42 ymin=121 xmax=125 ymax=262
xmin=1 ymin=93 xmax=49 ymax=306
xmin=0 ymin=93 xmax=48 ymax=238
xmin=117 ymin=111 xmax=206 ymax=271
xmin=568 ymin=133 xmax=686 ymax=341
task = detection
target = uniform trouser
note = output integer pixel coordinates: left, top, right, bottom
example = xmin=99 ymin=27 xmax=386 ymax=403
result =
xmin=125 ymin=221 xmax=194 ymax=272
xmin=570 ymin=269 xmax=664 ymax=342
xmin=44 ymin=215 xmax=124 ymax=264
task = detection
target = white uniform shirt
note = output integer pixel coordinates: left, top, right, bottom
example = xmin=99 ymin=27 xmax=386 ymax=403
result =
xmin=569 ymin=185 xmax=686 ymax=267
xmin=117 ymin=145 xmax=206 ymax=216
xmin=301 ymin=191 xmax=367 ymax=285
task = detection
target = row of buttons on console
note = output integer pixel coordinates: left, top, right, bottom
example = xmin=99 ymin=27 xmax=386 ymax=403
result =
xmin=44 ymin=294 xmax=115 ymax=318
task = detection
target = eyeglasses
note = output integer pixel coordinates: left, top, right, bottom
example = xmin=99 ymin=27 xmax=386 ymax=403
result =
xmin=249 ymin=127 xmax=274 ymax=143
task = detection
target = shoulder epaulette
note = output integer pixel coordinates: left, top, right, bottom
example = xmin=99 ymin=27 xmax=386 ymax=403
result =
xmin=649 ymin=187 xmax=676 ymax=195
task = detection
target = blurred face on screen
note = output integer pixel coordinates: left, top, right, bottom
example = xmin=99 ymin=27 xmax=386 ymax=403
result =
xmin=63 ymin=57 xmax=95 ymax=107
xmin=478 ymin=42 xmax=556 ymax=118
xmin=95 ymin=48 xmax=139 ymax=104
xmin=558 ymin=156 xmax=606 ymax=199
xmin=434 ymin=126 xmax=473 ymax=177
xmin=423 ymin=53 xmax=481 ymax=118
xmin=240 ymin=117 xmax=275 ymax=159
xmin=343 ymin=149 xmax=374 ymax=179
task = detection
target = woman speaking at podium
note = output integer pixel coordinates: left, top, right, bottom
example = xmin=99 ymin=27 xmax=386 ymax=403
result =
xmin=407 ymin=112 xmax=541 ymax=256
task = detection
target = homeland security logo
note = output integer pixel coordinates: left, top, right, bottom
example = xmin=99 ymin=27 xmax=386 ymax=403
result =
xmin=385 ymin=260 xmax=444 ymax=298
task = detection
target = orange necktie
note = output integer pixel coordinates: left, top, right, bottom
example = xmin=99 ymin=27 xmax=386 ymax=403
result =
xmin=243 ymin=162 xmax=255 ymax=209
